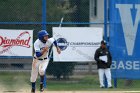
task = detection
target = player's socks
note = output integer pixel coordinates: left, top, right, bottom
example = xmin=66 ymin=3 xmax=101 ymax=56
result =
xmin=40 ymin=82 xmax=44 ymax=92
xmin=31 ymin=82 xmax=35 ymax=93
xmin=40 ymin=76 xmax=44 ymax=92
xmin=40 ymin=75 xmax=44 ymax=83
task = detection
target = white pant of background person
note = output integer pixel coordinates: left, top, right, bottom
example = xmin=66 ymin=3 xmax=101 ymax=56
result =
xmin=98 ymin=68 xmax=112 ymax=87
xmin=30 ymin=58 xmax=49 ymax=82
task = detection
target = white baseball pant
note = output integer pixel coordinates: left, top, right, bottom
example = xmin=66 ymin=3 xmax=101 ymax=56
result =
xmin=98 ymin=68 xmax=112 ymax=87
xmin=30 ymin=58 xmax=49 ymax=82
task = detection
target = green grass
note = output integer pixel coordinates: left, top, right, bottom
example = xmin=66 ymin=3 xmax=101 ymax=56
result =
xmin=0 ymin=72 xmax=140 ymax=91
xmin=0 ymin=72 xmax=30 ymax=91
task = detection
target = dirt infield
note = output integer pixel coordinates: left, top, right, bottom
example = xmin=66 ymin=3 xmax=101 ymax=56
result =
xmin=2 ymin=91 xmax=140 ymax=93
xmin=1 ymin=86 xmax=140 ymax=93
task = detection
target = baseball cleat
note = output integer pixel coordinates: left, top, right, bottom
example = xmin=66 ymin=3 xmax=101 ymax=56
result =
xmin=31 ymin=88 xmax=35 ymax=93
xmin=40 ymin=88 xmax=44 ymax=92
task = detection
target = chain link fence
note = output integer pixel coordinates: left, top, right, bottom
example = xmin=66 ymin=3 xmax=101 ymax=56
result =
xmin=0 ymin=0 xmax=99 ymax=75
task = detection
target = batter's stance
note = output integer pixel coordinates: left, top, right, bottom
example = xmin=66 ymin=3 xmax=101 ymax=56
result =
xmin=30 ymin=30 xmax=61 ymax=93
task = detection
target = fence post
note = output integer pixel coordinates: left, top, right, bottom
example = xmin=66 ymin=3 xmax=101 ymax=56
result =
xmin=42 ymin=0 xmax=47 ymax=30
xmin=104 ymin=0 xmax=108 ymax=88
xmin=104 ymin=0 xmax=107 ymax=41
xmin=88 ymin=62 xmax=92 ymax=74
xmin=114 ymin=78 xmax=117 ymax=88
xmin=42 ymin=0 xmax=47 ymax=88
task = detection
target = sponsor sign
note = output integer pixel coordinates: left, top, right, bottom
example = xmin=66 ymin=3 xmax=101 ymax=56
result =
xmin=0 ymin=29 xmax=33 ymax=56
xmin=53 ymin=27 xmax=103 ymax=62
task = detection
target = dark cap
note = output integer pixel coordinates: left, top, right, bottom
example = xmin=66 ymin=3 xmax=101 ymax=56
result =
xmin=101 ymin=40 xmax=106 ymax=45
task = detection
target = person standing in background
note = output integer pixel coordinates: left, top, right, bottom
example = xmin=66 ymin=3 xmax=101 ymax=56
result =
xmin=94 ymin=40 xmax=112 ymax=88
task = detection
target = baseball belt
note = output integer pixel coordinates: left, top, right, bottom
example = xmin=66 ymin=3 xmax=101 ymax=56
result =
xmin=34 ymin=57 xmax=47 ymax=60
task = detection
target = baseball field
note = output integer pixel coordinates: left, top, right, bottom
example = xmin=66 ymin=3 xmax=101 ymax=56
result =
xmin=0 ymin=72 xmax=140 ymax=93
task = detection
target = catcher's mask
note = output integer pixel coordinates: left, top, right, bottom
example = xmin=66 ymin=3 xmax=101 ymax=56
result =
xmin=38 ymin=30 xmax=49 ymax=43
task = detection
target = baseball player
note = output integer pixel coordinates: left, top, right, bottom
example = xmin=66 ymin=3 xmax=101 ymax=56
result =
xmin=94 ymin=40 xmax=112 ymax=88
xmin=30 ymin=30 xmax=61 ymax=93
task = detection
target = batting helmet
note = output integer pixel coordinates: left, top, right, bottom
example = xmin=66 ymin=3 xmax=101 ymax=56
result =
xmin=38 ymin=30 xmax=49 ymax=42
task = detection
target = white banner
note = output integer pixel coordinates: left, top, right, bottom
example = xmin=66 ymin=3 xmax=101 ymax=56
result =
xmin=0 ymin=29 xmax=33 ymax=56
xmin=53 ymin=27 xmax=103 ymax=62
